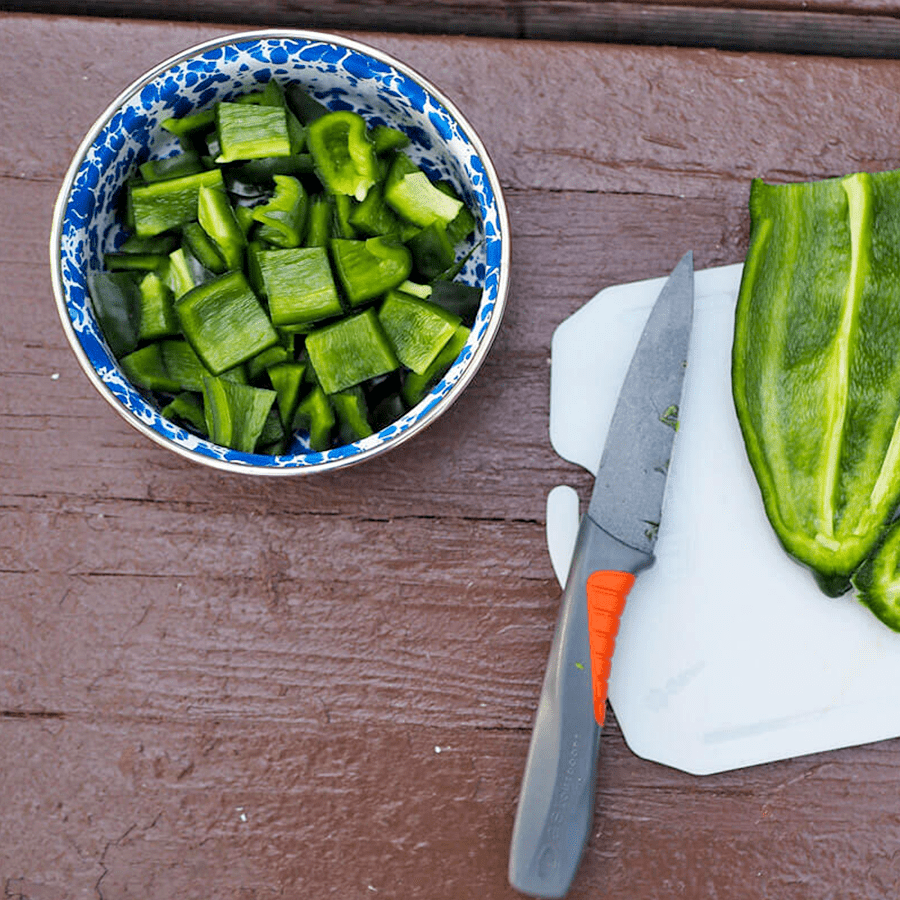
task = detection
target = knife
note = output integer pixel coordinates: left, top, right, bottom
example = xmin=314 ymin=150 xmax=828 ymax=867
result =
xmin=508 ymin=252 xmax=695 ymax=899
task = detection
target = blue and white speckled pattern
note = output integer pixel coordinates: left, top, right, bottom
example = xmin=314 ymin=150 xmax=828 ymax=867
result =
xmin=52 ymin=30 xmax=509 ymax=474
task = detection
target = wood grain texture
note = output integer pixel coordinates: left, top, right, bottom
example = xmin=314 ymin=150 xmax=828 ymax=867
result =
xmin=5 ymin=11 xmax=900 ymax=899
xmin=9 ymin=0 xmax=900 ymax=56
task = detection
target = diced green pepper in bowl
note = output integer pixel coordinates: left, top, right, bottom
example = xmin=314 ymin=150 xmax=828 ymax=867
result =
xmin=87 ymin=77 xmax=485 ymax=456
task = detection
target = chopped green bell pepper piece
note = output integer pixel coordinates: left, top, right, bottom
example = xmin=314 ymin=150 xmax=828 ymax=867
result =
xmin=256 ymin=406 xmax=288 ymax=455
xmin=402 ymin=324 xmax=470 ymax=407
xmin=224 ymin=156 xmax=314 ymax=200
xmin=102 ymin=252 xmax=167 ymax=273
xmin=330 ymin=237 xmax=412 ymax=306
xmin=383 ymin=153 xmax=463 ymax=228
xmin=129 ymin=168 xmax=224 ymax=238
xmin=161 ymin=109 xmax=216 ymax=148
xmin=181 ymin=221 xmax=227 ymax=275
xmin=293 ymin=385 xmax=335 ymax=451
xmin=407 ymin=222 xmax=456 ymax=281
xmin=307 ymin=110 xmax=378 ymax=201
xmin=139 ymin=150 xmax=204 ymax=183
xmin=161 ymin=391 xmax=208 ymax=435
xmin=214 ymin=102 xmax=292 ymax=163
xmin=202 ymin=374 xmax=276 ymax=453
xmin=305 ymin=308 xmax=399 ymax=394
xmin=251 ymin=175 xmax=308 ymax=248
xmin=246 ymin=343 xmax=292 ymax=382
xmin=157 ymin=339 xmax=209 ymax=391
xmin=397 ymin=280 xmax=432 ymax=300
xmin=284 ymin=84 xmax=331 ymax=125
xmin=164 ymin=247 xmax=209 ymax=300
xmin=369 ymin=391 xmax=408 ymax=432
xmin=137 ymin=271 xmax=178 ymax=341
xmin=332 ymin=387 xmax=374 ymax=443
xmin=120 ymin=343 xmax=182 ymax=393
xmin=176 ymin=271 xmax=278 ymax=375
xmin=245 ymin=240 xmax=267 ymax=295
xmin=234 ymin=205 xmax=256 ymax=238
xmin=267 ymin=361 xmax=307 ymax=429
xmin=349 ymin=183 xmax=401 ymax=237
xmin=119 ymin=233 xmax=180 ymax=255
xmin=198 ymin=183 xmax=246 ymax=270
xmin=331 ymin=194 xmax=356 ymax=239
xmin=378 ymin=290 xmax=461 ymax=375
xmin=305 ymin=195 xmax=332 ymax=247
xmin=258 ymin=246 xmax=342 ymax=327
xmin=428 ymin=280 xmax=482 ymax=327
xmin=369 ymin=125 xmax=410 ymax=155
xmin=121 ymin=339 xmax=208 ymax=393
xmin=437 ymin=181 xmax=477 ymax=244
xmin=88 ymin=271 xmax=142 ymax=358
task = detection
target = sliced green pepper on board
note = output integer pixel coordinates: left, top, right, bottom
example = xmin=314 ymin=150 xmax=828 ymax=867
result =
xmin=733 ymin=170 xmax=900 ymax=605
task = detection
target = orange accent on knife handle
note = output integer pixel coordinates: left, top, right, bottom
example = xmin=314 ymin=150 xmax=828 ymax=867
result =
xmin=586 ymin=570 xmax=636 ymax=726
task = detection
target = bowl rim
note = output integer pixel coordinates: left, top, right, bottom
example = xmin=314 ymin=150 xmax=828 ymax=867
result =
xmin=49 ymin=27 xmax=510 ymax=476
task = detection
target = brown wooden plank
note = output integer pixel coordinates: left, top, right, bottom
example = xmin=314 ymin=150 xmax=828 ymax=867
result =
xmin=7 ymin=11 xmax=900 ymax=900
xmin=3 ymin=718 xmax=900 ymax=898
xmin=8 ymin=0 xmax=900 ymax=56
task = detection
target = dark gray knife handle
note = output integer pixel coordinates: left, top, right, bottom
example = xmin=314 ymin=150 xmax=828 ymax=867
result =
xmin=508 ymin=515 xmax=652 ymax=899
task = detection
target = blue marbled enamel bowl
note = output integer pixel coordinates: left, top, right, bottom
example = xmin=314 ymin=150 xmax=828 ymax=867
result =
xmin=50 ymin=30 xmax=509 ymax=475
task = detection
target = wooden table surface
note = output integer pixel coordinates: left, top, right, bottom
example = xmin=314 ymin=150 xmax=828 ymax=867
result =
xmin=11 ymin=0 xmax=900 ymax=56
xmin=5 ymin=10 xmax=900 ymax=900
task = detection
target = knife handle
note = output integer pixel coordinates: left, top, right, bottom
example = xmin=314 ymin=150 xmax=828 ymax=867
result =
xmin=508 ymin=516 xmax=651 ymax=899
xmin=586 ymin=571 xmax=635 ymax=726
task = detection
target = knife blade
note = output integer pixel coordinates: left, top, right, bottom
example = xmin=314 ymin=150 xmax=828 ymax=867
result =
xmin=508 ymin=251 xmax=695 ymax=899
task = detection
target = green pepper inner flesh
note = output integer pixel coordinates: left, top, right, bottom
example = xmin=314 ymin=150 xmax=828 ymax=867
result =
xmin=734 ymin=170 xmax=900 ymax=591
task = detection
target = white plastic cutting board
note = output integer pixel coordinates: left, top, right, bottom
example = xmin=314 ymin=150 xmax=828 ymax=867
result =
xmin=547 ymin=262 xmax=900 ymax=775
